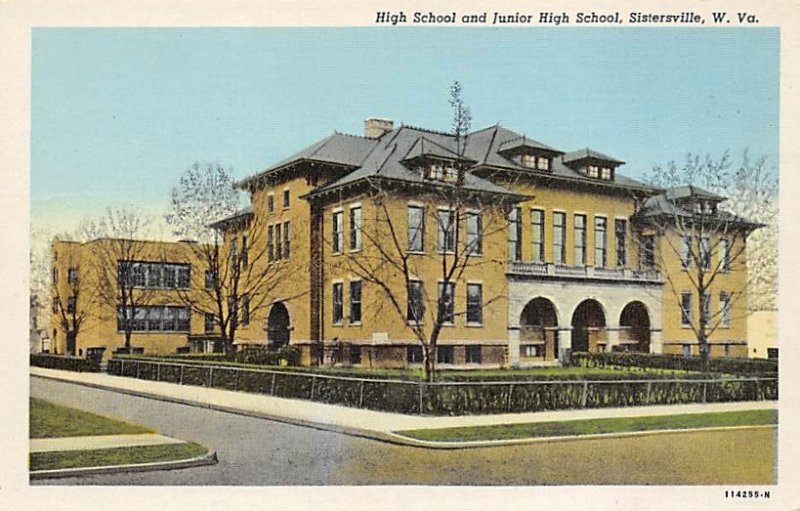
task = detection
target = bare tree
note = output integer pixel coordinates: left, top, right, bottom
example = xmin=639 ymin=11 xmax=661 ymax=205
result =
xmin=81 ymin=208 xmax=160 ymax=352
xmin=165 ymin=162 xmax=242 ymax=241
xmin=331 ymin=82 xmax=520 ymax=381
xmin=639 ymin=152 xmax=769 ymax=365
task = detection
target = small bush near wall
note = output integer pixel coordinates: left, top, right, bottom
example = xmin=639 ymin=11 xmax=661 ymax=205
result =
xmin=572 ymin=352 xmax=777 ymax=376
xmin=30 ymin=354 xmax=100 ymax=373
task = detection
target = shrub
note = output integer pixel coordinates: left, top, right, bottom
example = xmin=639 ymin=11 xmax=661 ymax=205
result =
xmin=30 ymin=354 xmax=100 ymax=373
xmin=572 ymin=352 xmax=777 ymax=376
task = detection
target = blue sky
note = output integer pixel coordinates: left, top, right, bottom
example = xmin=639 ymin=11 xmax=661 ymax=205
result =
xmin=31 ymin=27 xmax=779 ymax=235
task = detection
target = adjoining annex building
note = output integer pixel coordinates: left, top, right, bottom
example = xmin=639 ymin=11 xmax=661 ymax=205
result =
xmin=51 ymin=118 xmax=759 ymax=367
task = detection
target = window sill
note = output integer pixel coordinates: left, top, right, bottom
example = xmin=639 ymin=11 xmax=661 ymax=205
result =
xmin=407 ymin=250 xmax=426 ymax=256
xmin=332 ymin=322 xmax=344 ymax=327
xmin=440 ymin=322 xmax=455 ymax=328
xmin=466 ymin=322 xmax=483 ymax=328
xmin=349 ymin=322 xmax=363 ymax=327
xmin=349 ymin=248 xmax=363 ymax=254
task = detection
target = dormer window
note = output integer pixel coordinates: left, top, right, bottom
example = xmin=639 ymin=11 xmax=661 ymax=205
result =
xmin=522 ymin=154 xmax=551 ymax=171
xmin=426 ymin=162 xmax=458 ymax=183
xmin=588 ymin=164 xmax=613 ymax=180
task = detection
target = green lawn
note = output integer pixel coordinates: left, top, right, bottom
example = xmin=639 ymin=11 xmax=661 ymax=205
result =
xmin=30 ymin=442 xmax=208 ymax=471
xmin=30 ymin=398 xmax=153 ymax=438
xmin=396 ymin=409 xmax=778 ymax=442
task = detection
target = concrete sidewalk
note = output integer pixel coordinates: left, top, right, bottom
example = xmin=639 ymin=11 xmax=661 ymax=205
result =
xmin=31 ymin=367 xmax=776 ymax=438
xmin=31 ymin=433 xmax=186 ymax=453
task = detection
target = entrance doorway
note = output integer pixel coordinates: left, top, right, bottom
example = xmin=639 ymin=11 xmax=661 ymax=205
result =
xmin=571 ymin=299 xmax=606 ymax=352
xmin=267 ymin=302 xmax=290 ymax=349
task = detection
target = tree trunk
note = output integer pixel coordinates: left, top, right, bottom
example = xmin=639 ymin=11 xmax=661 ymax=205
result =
xmin=124 ymin=331 xmax=132 ymax=349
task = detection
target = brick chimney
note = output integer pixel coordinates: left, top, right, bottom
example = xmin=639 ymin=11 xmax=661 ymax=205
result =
xmin=364 ymin=118 xmax=394 ymax=138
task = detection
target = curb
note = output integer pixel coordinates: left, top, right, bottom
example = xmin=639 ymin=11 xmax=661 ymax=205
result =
xmin=385 ymin=424 xmax=778 ymax=450
xmin=29 ymin=449 xmax=218 ymax=480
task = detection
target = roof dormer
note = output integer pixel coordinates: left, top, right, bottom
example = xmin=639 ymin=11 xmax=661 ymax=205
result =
xmin=401 ymin=136 xmax=476 ymax=183
xmin=562 ymin=148 xmax=624 ymax=181
xmin=497 ymin=136 xmax=563 ymax=173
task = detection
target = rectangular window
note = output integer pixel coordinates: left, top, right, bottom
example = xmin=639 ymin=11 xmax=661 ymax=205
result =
xmin=720 ymin=238 xmax=730 ymax=271
xmin=438 ymin=209 xmax=455 ymax=253
xmin=521 ymin=154 xmax=536 ymax=168
xmin=242 ymin=294 xmax=250 ymax=326
xmin=466 ymin=345 xmax=482 ymax=364
xmin=162 ymin=306 xmax=177 ymax=331
xmin=230 ymin=239 xmax=238 ymax=267
xmin=119 ymin=261 xmax=190 ymax=289
xmin=537 ymin=156 xmax=550 ymax=171
xmin=267 ymin=194 xmax=274 ymax=213
xmin=407 ymin=205 xmax=424 ymax=252
xmin=594 ymin=216 xmax=607 ymax=268
xmin=407 ymin=345 xmax=423 ymax=363
xmin=350 ymin=206 xmax=362 ymax=251
xmin=437 ymin=346 xmax=454 ymax=364
xmin=438 ymin=281 xmax=455 ymax=324
xmin=701 ymin=237 xmax=711 ymax=270
xmin=615 ymin=219 xmax=627 ymax=267
xmin=466 ymin=283 xmax=483 ymax=325
xmin=267 ymin=225 xmax=274 ymax=262
xmin=587 ymin=165 xmax=599 ymax=178
xmin=148 ymin=306 xmax=164 ymax=331
xmin=531 ymin=209 xmax=545 ymax=262
xmin=332 ymin=283 xmax=344 ymax=325
xmin=701 ymin=293 xmax=711 ymax=324
xmin=680 ymin=236 xmax=691 ymax=269
xmin=67 ymin=296 xmax=76 ymax=314
xmin=720 ymin=292 xmax=731 ymax=327
xmin=600 ymin=167 xmax=612 ymax=180
xmin=641 ymin=235 xmax=655 ymax=269
xmin=681 ymin=292 xmax=692 ymax=326
xmin=67 ymin=267 xmax=77 ymax=284
xmin=553 ymin=212 xmax=566 ymax=264
xmin=228 ymin=297 xmax=238 ymax=328
xmin=52 ymin=297 xmax=59 ymax=314
xmin=332 ymin=211 xmax=344 ymax=253
xmin=275 ymin=223 xmax=283 ymax=261
xmin=508 ymin=207 xmax=522 ymax=261
xmin=407 ymin=281 xmax=425 ymax=322
xmin=283 ymin=221 xmax=290 ymax=259
xmin=349 ymin=346 xmax=361 ymax=365
xmin=574 ymin=214 xmax=587 ymax=266
xmin=177 ymin=307 xmax=190 ymax=331
xmin=349 ymin=281 xmax=362 ymax=323
xmin=524 ymin=345 xmax=542 ymax=357
xmin=52 ymin=267 xmax=58 ymax=284
xmin=682 ymin=344 xmax=692 ymax=357
xmin=177 ymin=266 xmax=190 ymax=288
xmin=161 ymin=265 xmax=176 ymax=288
xmin=466 ymin=212 xmax=482 ymax=255
xmin=205 ymin=313 xmax=216 ymax=333
xmin=283 ymin=189 xmax=290 ymax=209
xmin=241 ymin=236 xmax=249 ymax=267
xmin=205 ymin=270 xmax=215 ymax=289
xmin=132 ymin=263 xmax=147 ymax=287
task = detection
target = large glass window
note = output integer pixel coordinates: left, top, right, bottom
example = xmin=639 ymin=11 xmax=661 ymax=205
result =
xmin=680 ymin=236 xmax=691 ymax=269
xmin=574 ymin=214 xmax=587 ymax=266
xmin=701 ymin=237 xmax=711 ymax=270
xmin=241 ymin=236 xmax=249 ymax=267
xmin=615 ymin=219 xmax=627 ymax=267
xmin=117 ymin=306 xmax=190 ymax=332
xmin=701 ymin=293 xmax=711 ymax=324
xmin=283 ymin=221 xmax=290 ymax=259
xmin=407 ymin=280 xmax=425 ymax=322
xmin=594 ymin=217 xmax=607 ymax=267
xmin=118 ymin=261 xmax=191 ymax=289
xmin=720 ymin=238 xmax=730 ymax=271
xmin=332 ymin=211 xmax=344 ymax=253
xmin=720 ymin=292 xmax=731 ymax=327
xmin=553 ymin=212 xmax=566 ymax=264
xmin=438 ymin=281 xmax=455 ymax=324
xmin=641 ymin=235 xmax=655 ymax=269
xmin=466 ymin=283 xmax=483 ymax=324
xmin=332 ymin=283 xmax=344 ymax=324
xmin=466 ymin=345 xmax=482 ymax=364
xmin=350 ymin=281 xmax=362 ymax=323
xmin=508 ymin=207 xmax=522 ymax=261
xmin=350 ymin=206 xmax=362 ymax=251
xmin=531 ymin=209 xmax=544 ymax=262
xmin=437 ymin=346 xmax=454 ymax=364
xmin=681 ymin=292 xmax=692 ymax=326
xmin=242 ymin=294 xmax=250 ymax=326
xmin=407 ymin=206 xmax=424 ymax=252
xmin=268 ymin=225 xmax=274 ymax=262
xmin=438 ymin=209 xmax=455 ymax=253
xmin=466 ymin=212 xmax=482 ymax=255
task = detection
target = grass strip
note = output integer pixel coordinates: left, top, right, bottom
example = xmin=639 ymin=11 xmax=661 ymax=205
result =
xmin=397 ymin=409 xmax=778 ymax=442
xmin=30 ymin=399 xmax=153 ymax=439
xmin=30 ymin=442 xmax=208 ymax=471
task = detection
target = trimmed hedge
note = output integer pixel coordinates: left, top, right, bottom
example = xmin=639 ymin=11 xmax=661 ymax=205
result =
xmin=106 ymin=358 xmax=777 ymax=416
xmin=572 ymin=352 xmax=777 ymax=376
xmin=30 ymin=354 xmax=101 ymax=373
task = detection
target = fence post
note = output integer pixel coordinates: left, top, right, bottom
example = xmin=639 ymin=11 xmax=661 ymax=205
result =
xmin=208 ymin=367 xmax=214 ymax=387
xmin=358 ymin=380 xmax=365 ymax=408
xmin=179 ymin=364 xmax=184 ymax=385
xmin=136 ymin=361 xmax=141 ymax=379
xmin=120 ymin=359 xmax=124 ymax=376
xmin=418 ymin=382 xmax=424 ymax=415
xmin=156 ymin=363 xmax=160 ymax=382
xmin=645 ymin=381 xmax=652 ymax=405
xmin=270 ymin=373 xmax=276 ymax=395
xmin=702 ymin=381 xmax=707 ymax=403
xmin=754 ymin=378 xmax=762 ymax=401
xmin=580 ymin=381 xmax=589 ymax=408
xmin=507 ymin=384 xmax=515 ymax=412
xmin=310 ymin=375 xmax=316 ymax=400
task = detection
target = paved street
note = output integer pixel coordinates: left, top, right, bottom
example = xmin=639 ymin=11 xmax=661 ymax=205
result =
xmin=31 ymin=376 xmax=776 ymax=486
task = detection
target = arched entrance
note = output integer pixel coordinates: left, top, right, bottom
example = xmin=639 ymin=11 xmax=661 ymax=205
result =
xmin=571 ymin=299 xmax=606 ymax=353
xmin=267 ymin=302 xmax=290 ymax=349
xmin=620 ymin=301 xmax=651 ymax=352
xmin=520 ymin=297 xmax=558 ymax=360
